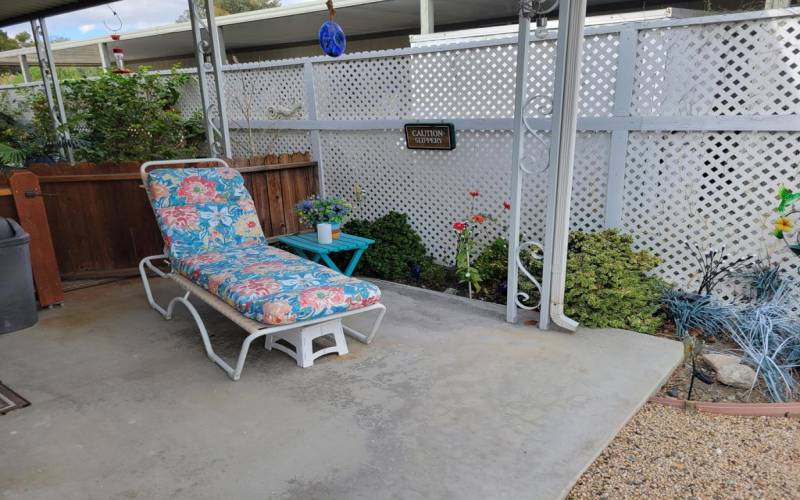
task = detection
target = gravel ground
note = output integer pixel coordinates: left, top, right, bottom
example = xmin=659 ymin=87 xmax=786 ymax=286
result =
xmin=568 ymin=403 xmax=800 ymax=499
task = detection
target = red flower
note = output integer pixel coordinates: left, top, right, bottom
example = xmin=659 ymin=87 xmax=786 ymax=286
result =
xmin=453 ymin=221 xmax=466 ymax=232
xmin=471 ymin=214 xmax=485 ymax=224
xmin=469 ymin=191 xmax=480 ymax=197
xmin=503 ymin=201 xmax=511 ymax=210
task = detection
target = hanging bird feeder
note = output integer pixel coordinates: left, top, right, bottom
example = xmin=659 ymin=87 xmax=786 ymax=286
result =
xmin=111 ymin=47 xmax=130 ymax=73
xmin=319 ymin=0 xmax=346 ymax=57
xmin=104 ymin=6 xmax=130 ymax=73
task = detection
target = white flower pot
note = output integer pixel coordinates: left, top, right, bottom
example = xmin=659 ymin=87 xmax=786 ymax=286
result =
xmin=317 ymin=222 xmax=333 ymax=244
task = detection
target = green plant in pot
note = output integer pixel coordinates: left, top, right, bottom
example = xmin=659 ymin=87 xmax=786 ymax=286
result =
xmin=773 ymin=184 xmax=800 ymax=257
xmin=295 ymin=195 xmax=352 ymax=242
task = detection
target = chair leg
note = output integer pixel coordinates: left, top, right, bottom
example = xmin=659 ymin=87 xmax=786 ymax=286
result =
xmin=331 ymin=321 xmax=349 ymax=356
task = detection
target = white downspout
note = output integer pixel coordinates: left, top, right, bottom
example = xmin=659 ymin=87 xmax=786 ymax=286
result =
xmin=540 ymin=0 xmax=586 ymax=332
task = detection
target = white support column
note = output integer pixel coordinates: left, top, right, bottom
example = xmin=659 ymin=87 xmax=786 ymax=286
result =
xmin=604 ymin=27 xmax=637 ymax=228
xmin=505 ymin=8 xmax=532 ymax=324
xmin=420 ymin=0 xmax=435 ymax=34
xmin=98 ymin=42 xmax=109 ymax=70
xmin=303 ymin=61 xmax=325 ymax=196
xmin=188 ymin=0 xmax=232 ymax=158
xmin=539 ymin=0 xmax=587 ymax=332
xmin=18 ymin=54 xmax=31 ymax=83
xmin=31 ymin=18 xmax=74 ymax=164
xmin=217 ymin=26 xmax=228 ymax=64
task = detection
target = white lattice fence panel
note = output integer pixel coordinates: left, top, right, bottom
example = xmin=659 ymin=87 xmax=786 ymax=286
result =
xmin=224 ymin=65 xmax=306 ymax=123
xmin=631 ymin=16 xmax=800 ymax=116
xmin=621 ymin=131 xmax=800 ymax=299
xmin=176 ymin=76 xmax=203 ymax=117
xmin=323 ymin=130 xmax=609 ymax=263
xmin=314 ymin=56 xmax=412 ymax=119
xmin=230 ymin=129 xmax=310 ymax=157
xmin=312 ymin=34 xmax=618 ymax=121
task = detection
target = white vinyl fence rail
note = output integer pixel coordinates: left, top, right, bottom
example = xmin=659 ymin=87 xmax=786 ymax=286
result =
xmin=4 ymin=7 xmax=799 ymax=299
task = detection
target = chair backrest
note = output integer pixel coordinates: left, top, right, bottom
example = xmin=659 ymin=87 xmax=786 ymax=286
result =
xmin=144 ymin=165 xmax=267 ymax=259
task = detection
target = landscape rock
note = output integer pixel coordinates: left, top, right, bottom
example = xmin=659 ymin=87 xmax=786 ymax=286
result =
xmin=716 ymin=363 xmax=756 ymax=389
xmin=702 ymin=353 xmax=741 ymax=373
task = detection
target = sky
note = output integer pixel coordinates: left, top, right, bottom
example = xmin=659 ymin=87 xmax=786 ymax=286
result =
xmin=3 ymin=0 xmax=308 ymax=42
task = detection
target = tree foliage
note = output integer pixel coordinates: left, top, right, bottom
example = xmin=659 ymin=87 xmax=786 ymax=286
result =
xmin=176 ymin=0 xmax=281 ymax=22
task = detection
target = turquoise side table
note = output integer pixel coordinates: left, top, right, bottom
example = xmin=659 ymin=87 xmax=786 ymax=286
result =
xmin=277 ymin=232 xmax=374 ymax=276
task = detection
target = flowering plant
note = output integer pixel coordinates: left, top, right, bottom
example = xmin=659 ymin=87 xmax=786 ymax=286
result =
xmin=451 ymin=190 xmax=509 ymax=298
xmin=773 ymin=185 xmax=800 ymax=256
xmin=295 ymin=195 xmax=352 ymax=226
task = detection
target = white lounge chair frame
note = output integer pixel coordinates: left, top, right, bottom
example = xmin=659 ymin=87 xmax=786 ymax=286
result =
xmin=138 ymin=158 xmax=387 ymax=381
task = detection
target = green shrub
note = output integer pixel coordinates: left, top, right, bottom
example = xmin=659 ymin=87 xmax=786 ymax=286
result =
xmin=419 ymin=256 xmax=450 ymax=291
xmin=474 ymin=238 xmax=541 ymax=307
xmin=474 ymin=230 xmax=666 ymax=333
xmin=564 ymin=230 xmax=665 ymax=333
xmin=343 ymin=211 xmax=428 ymax=280
xmin=59 ymin=69 xmax=205 ymax=162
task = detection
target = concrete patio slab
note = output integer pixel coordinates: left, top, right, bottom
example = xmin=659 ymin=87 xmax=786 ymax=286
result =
xmin=0 ymin=278 xmax=681 ymax=500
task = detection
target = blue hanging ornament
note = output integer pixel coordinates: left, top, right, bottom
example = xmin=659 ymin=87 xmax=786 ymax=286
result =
xmin=319 ymin=0 xmax=346 ymax=57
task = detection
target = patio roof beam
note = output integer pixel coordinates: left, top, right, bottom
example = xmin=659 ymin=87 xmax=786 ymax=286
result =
xmin=188 ymin=0 xmax=232 ymax=158
xmin=30 ymin=18 xmax=74 ymax=164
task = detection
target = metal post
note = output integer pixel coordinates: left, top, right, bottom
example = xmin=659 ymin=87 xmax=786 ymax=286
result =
xmin=188 ymin=0 xmax=232 ymax=158
xmin=539 ymin=0 xmax=587 ymax=332
xmin=18 ymin=54 xmax=31 ymax=83
xmin=205 ymin=0 xmax=232 ymax=157
xmin=420 ymin=0 xmax=435 ymax=35
xmin=505 ymin=8 xmax=532 ymax=323
xmin=31 ymin=18 xmax=74 ymax=164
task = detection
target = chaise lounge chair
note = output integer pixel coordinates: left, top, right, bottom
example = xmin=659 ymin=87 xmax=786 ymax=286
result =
xmin=138 ymin=158 xmax=386 ymax=380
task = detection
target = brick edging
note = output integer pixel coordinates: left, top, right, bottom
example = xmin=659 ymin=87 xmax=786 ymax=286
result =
xmin=649 ymin=396 xmax=800 ymax=417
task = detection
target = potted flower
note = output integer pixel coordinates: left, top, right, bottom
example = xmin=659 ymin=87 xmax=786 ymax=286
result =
xmin=295 ymin=195 xmax=352 ymax=242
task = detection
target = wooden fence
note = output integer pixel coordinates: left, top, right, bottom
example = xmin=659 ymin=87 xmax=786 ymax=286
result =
xmin=0 ymin=153 xmax=318 ymax=279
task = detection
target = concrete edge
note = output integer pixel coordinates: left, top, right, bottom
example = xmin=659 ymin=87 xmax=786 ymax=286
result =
xmin=365 ymin=277 xmax=541 ymax=322
xmin=555 ymin=342 xmax=684 ymax=500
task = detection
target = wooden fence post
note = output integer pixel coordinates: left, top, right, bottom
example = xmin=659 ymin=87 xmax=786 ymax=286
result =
xmin=9 ymin=171 xmax=63 ymax=306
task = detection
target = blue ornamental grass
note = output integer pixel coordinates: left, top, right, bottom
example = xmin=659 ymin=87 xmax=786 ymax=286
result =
xmin=660 ymin=288 xmax=734 ymax=338
xmin=728 ymin=286 xmax=800 ymax=402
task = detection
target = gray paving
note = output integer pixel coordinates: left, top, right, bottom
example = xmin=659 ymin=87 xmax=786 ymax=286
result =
xmin=0 ymin=278 xmax=682 ymax=500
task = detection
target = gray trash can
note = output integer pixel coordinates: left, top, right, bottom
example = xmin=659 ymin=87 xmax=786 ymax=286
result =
xmin=0 ymin=217 xmax=37 ymax=334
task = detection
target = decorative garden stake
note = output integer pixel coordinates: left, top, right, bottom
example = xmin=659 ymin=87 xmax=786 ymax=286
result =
xmin=683 ymin=336 xmax=713 ymax=400
xmin=685 ymin=242 xmax=753 ymax=295
xmin=319 ymin=0 xmax=346 ymax=57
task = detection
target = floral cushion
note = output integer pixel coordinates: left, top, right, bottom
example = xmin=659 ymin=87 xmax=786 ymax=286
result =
xmin=145 ymin=167 xmax=266 ymax=258
xmin=174 ymin=245 xmax=382 ymax=325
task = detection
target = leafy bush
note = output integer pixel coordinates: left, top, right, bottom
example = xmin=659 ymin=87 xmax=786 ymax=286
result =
xmin=0 ymin=92 xmax=77 ymax=167
xmin=343 ymin=211 xmax=428 ymax=280
xmin=475 ymin=230 xmax=666 ymax=333
xmin=59 ymin=69 xmax=205 ymax=162
xmin=563 ymin=230 xmax=665 ymax=333
xmin=419 ymin=256 xmax=450 ymax=291
xmin=474 ymin=238 xmax=541 ymax=307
